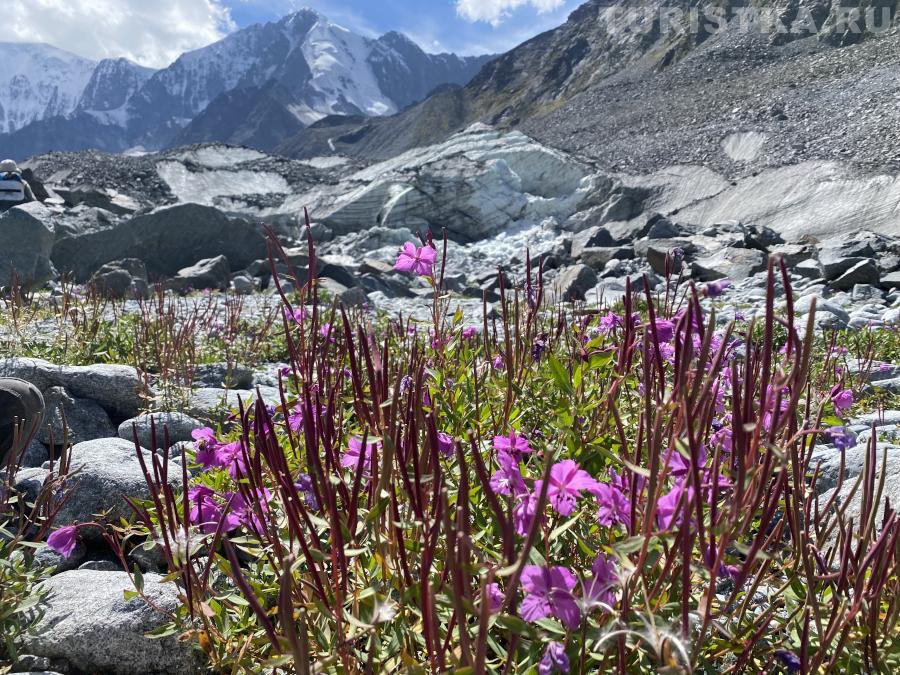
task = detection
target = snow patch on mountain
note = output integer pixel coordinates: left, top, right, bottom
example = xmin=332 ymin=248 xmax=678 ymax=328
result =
xmin=0 ymin=43 xmax=96 ymax=134
xmin=300 ymin=18 xmax=398 ymax=120
xmin=156 ymin=160 xmax=290 ymax=205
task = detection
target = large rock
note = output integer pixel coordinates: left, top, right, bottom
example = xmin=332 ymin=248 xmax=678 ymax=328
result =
xmin=634 ymin=238 xmax=695 ymax=275
xmin=318 ymin=277 xmax=371 ymax=307
xmin=882 ymin=271 xmax=900 ymax=289
xmin=52 ymin=203 xmax=266 ymax=282
xmin=56 ymin=364 xmax=147 ymax=419
xmin=816 ymin=231 xmax=883 ymax=281
xmin=821 ymin=452 xmax=900 ymax=550
xmin=553 ymin=264 xmax=598 ymax=301
xmin=830 ymin=259 xmax=879 ymax=290
xmin=570 ymin=226 xmax=614 ymax=258
xmin=188 ymin=386 xmax=280 ymax=423
xmin=0 ymin=203 xmax=56 ymax=287
xmin=117 ymin=412 xmax=202 ymax=450
xmin=580 ymin=246 xmax=634 ymax=270
xmin=170 ymin=255 xmax=231 ymax=291
xmin=810 ymin=444 xmax=900 ymax=495
xmin=41 ymin=387 xmax=117 ymax=446
xmin=0 ymin=358 xmax=148 ymax=419
xmin=54 ymin=439 xmax=183 ymax=535
xmin=692 ymin=247 xmax=768 ymax=282
xmin=19 ymin=570 xmax=197 ymax=674
xmin=89 ymin=258 xmax=150 ymax=299
xmin=193 ymin=363 xmax=254 ymax=389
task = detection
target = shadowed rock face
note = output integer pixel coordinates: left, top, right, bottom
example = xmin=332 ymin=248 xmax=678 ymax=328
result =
xmin=51 ymin=203 xmax=267 ymax=281
xmin=0 ymin=203 xmax=56 ymax=288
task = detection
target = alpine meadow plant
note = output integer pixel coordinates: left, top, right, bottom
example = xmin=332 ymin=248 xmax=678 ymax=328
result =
xmin=0 ymin=417 xmax=72 ymax=663
xmin=120 ymin=217 xmax=900 ymax=673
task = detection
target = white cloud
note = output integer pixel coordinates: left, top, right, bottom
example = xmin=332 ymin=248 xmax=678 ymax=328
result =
xmin=5 ymin=0 xmax=236 ymax=68
xmin=455 ymin=0 xmax=565 ymax=26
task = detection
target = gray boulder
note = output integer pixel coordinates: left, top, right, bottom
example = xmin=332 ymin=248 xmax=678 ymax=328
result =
xmin=319 ymin=262 xmax=358 ymax=288
xmin=0 ymin=358 xmax=148 ymax=418
xmin=20 ymin=439 xmax=49 ymax=468
xmin=770 ymin=243 xmax=814 ymax=266
xmin=52 ymin=203 xmax=266 ymax=282
xmin=604 ymin=214 xmax=655 ymax=243
xmin=193 ymin=363 xmax=254 ymax=389
xmin=830 ymin=259 xmax=879 ymax=291
xmin=692 ymin=248 xmax=768 ymax=281
xmin=318 ymin=278 xmax=370 ymax=307
xmin=359 ymin=258 xmax=394 ymax=275
xmin=338 ymin=286 xmax=371 ymax=308
xmin=820 ymin=452 xmax=900 ymax=550
xmin=117 ymin=412 xmax=202 ymax=450
xmin=58 ymin=364 xmax=147 ymax=419
xmin=34 ymin=543 xmax=87 ymax=574
xmin=13 ymin=467 xmax=48 ymax=504
xmin=553 ymin=264 xmax=598 ymax=301
xmin=230 ymin=273 xmax=258 ymax=294
xmin=0 ymin=203 xmax=56 ymax=288
xmin=188 ymin=386 xmax=281 ymax=423
xmin=54 ymin=439 xmax=183 ymax=536
xmin=89 ymin=259 xmax=150 ymax=299
xmin=41 ymin=387 xmax=117 ymax=446
xmin=570 ymin=226 xmax=614 ymax=258
xmin=816 ymin=232 xmax=883 ymax=281
xmin=795 ymin=259 xmax=823 ymax=280
xmin=881 ymin=271 xmax=900 ymax=289
xmin=645 ymin=216 xmax=685 ymax=239
xmin=634 ymin=239 xmax=695 ymax=275
xmin=810 ymin=444 xmax=900 ymax=495
xmin=19 ymin=570 xmax=197 ymax=674
xmin=580 ymin=246 xmax=634 ymax=271
xmin=170 ymin=255 xmax=231 ymax=291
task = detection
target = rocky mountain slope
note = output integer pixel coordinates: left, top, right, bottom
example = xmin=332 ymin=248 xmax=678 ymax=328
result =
xmin=277 ymin=0 xmax=900 ymax=178
xmin=0 ymin=11 xmax=492 ymax=159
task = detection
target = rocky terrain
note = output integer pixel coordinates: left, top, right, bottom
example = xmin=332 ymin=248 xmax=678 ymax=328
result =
xmin=6 ymin=121 xmax=900 ymax=324
xmin=6 ymin=1 xmax=900 ymax=672
xmin=276 ymin=0 xmax=900 ymax=178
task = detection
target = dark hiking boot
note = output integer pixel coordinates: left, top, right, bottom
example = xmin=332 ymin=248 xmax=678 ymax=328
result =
xmin=0 ymin=378 xmax=45 ymax=466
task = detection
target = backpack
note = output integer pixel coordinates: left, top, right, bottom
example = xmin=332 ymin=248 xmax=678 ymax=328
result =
xmin=0 ymin=172 xmax=25 ymax=203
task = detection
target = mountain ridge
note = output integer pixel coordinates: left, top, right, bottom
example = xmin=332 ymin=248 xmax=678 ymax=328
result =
xmin=0 ymin=10 xmax=494 ymax=159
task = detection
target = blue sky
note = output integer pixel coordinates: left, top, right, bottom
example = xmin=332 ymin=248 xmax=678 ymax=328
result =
xmin=224 ymin=0 xmax=581 ymax=55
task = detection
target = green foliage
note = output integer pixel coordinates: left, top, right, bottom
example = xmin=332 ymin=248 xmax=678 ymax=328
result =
xmin=0 ymin=538 xmax=47 ymax=663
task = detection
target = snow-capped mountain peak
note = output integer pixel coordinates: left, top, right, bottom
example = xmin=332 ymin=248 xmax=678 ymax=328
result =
xmin=0 ymin=42 xmax=96 ymax=135
xmin=0 ymin=12 xmax=495 ymax=157
xmin=300 ymin=16 xmax=398 ymax=121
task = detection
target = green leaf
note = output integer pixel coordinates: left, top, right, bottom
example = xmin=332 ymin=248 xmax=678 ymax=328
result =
xmin=549 ymin=515 xmax=581 ymax=543
xmin=548 ymin=355 xmax=574 ymax=397
xmin=495 ymin=614 xmax=532 ymax=634
xmin=616 ymin=535 xmax=648 ymax=555
xmin=132 ymin=565 xmax=144 ymax=594
xmin=145 ymin=624 xmax=179 ymax=639
xmin=13 ymin=592 xmax=42 ymax=614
